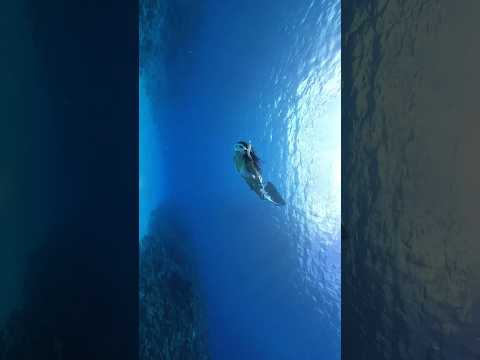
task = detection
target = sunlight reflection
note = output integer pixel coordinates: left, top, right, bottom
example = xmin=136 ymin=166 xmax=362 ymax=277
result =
xmin=287 ymin=49 xmax=341 ymax=244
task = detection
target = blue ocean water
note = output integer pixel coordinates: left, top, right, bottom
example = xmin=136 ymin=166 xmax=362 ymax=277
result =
xmin=140 ymin=0 xmax=340 ymax=359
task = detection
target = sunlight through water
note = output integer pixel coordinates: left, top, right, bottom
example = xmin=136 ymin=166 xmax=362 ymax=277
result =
xmin=259 ymin=0 xmax=341 ymax=350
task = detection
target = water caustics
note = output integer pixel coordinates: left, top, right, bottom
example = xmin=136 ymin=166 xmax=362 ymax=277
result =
xmin=139 ymin=0 xmax=341 ymax=359
xmin=258 ymin=0 xmax=341 ymax=350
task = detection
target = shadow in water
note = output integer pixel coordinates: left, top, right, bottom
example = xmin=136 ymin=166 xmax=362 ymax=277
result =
xmin=0 ymin=216 xmax=137 ymax=360
xmin=140 ymin=202 xmax=209 ymax=360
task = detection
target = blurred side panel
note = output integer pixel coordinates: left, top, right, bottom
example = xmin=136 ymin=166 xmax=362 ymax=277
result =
xmin=0 ymin=1 xmax=138 ymax=359
xmin=342 ymin=1 xmax=480 ymax=359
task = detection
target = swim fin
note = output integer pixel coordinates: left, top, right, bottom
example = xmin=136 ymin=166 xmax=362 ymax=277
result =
xmin=264 ymin=182 xmax=286 ymax=206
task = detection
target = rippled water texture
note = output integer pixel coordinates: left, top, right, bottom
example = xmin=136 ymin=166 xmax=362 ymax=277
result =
xmin=140 ymin=1 xmax=340 ymax=359
xmin=343 ymin=1 xmax=480 ymax=359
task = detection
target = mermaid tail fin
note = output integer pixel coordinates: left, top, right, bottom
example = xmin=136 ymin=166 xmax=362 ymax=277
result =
xmin=264 ymin=182 xmax=286 ymax=206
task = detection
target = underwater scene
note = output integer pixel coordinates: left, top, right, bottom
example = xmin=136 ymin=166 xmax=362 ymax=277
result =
xmin=140 ymin=0 xmax=340 ymax=359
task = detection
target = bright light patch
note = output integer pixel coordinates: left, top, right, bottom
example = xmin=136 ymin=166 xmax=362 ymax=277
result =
xmin=139 ymin=76 xmax=163 ymax=242
xmin=286 ymin=49 xmax=341 ymax=244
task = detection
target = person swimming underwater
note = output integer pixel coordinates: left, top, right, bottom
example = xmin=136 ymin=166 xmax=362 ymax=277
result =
xmin=233 ymin=141 xmax=286 ymax=206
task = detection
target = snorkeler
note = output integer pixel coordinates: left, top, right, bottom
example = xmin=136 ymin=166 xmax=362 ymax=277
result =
xmin=233 ymin=141 xmax=286 ymax=206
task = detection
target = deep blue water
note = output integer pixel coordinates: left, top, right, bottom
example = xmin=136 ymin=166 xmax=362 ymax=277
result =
xmin=140 ymin=0 xmax=340 ymax=358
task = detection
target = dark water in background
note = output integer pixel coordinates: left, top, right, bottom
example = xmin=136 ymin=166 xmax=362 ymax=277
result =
xmin=0 ymin=0 xmax=57 ymax=328
xmin=1 ymin=1 xmax=138 ymax=358
xmin=140 ymin=0 xmax=340 ymax=359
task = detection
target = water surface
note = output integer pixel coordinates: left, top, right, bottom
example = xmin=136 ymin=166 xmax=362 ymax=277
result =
xmin=140 ymin=1 xmax=340 ymax=358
